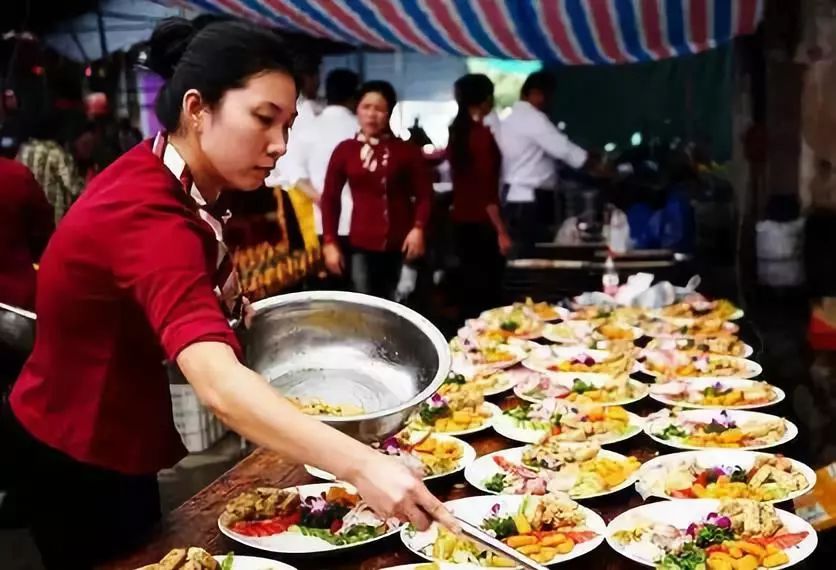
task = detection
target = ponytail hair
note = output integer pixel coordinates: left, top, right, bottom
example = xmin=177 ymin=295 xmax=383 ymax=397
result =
xmin=448 ymin=73 xmax=494 ymax=168
xmin=146 ymin=17 xmax=299 ymax=132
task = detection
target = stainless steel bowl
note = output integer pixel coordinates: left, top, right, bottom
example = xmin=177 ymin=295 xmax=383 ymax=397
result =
xmin=0 ymin=302 xmax=36 ymax=356
xmin=244 ymin=291 xmax=451 ymax=443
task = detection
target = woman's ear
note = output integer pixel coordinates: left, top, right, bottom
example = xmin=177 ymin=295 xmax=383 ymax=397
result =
xmin=181 ymin=88 xmax=205 ymax=133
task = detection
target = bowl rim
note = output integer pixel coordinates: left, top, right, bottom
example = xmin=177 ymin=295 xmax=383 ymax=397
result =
xmin=249 ymin=291 xmax=452 ymax=423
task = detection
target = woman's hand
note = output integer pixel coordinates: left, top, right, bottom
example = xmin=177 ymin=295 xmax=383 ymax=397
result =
xmin=348 ymin=451 xmax=459 ymax=533
xmin=402 ymin=227 xmax=425 ymax=262
xmin=497 ymin=231 xmax=512 ymax=257
xmin=323 ymin=242 xmax=344 ymax=276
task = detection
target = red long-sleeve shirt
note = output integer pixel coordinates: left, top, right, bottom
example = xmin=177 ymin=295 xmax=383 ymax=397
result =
xmin=0 ymin=158 xmax=54 ymax=309
xmin=449 ymin=121 xmax=502 ymax=225
xmin=11 ymin=141 xmax=240 ymax=475
xmin=321 ymin=137 xmax=432 ymax=252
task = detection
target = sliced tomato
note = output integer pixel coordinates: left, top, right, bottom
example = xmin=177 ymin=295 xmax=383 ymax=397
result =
xmin=671 ymin=488 xmax=696 ymax=499
xmin=706 ymin=545 xmax=728 ymax=555
xmin=751 ymin=532 xmax=809 ymax=549
xmin=564 ymin=531 xmax=598 ymax=543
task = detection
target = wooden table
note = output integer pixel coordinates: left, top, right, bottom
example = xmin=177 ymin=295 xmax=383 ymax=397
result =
xmin=99 ymin=390 xmax=816 ymax=570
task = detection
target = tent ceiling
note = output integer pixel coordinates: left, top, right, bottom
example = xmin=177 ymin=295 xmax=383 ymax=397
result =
xmin=167 ymin=0 xmax=764 ymax=64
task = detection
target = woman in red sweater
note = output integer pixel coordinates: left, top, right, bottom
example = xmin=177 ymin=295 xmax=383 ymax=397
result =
xmin=3 ymin=19 xmax=452 ymax=568
xmin=321 ymin=81 xmax=433 ymax=300
xmin=448 ymin=74 xmax=511 ymax=318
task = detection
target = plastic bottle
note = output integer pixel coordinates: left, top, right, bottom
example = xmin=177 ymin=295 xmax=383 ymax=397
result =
xmin=602 ymin=253 xmax=619 ymax=296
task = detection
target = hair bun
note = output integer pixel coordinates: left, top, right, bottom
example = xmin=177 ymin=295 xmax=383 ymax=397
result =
xmin=147 ymin=17 xmax=197 ymax=79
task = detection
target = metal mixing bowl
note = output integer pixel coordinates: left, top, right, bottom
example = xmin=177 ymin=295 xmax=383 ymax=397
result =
xmin=244 ymin=291 xmax=451 ymax=443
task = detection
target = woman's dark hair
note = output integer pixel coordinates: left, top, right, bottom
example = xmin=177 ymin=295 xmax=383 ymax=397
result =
xmin=325 ymin=68 xmax=359 ymax=106
xmin=356 ymin=80 xmax=397 ymax=115
xmin=521 ymin=70 xmax=555 ymax=98
xmin=147 ymin=17 xmax=299 ymax=131
xmin=448 ymin=73 xmax=493 ymax=168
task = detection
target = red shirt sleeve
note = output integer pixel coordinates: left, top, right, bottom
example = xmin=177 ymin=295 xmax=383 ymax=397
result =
xmin=321 ymin=141 xmax=349 ymax=245
xmin=21 ymin=164 xmax=55 ymax=260
xmin=115 ymin=203 xmax=239 ymax=360
xmin=473 ymin=127 xmax=502 ymax=211
xmin=408 ymin=145 xmax=433 ymax=230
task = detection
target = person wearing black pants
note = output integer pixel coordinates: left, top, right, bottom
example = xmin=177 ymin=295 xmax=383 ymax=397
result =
xmin=448 ymin=74 xmax=511 ymax=318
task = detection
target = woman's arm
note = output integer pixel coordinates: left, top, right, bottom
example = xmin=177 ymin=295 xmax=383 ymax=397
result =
xmin=320 ymin=142 xmax=349 ymax=246
xmin=177 ymin=341 xmax=457 ymax=531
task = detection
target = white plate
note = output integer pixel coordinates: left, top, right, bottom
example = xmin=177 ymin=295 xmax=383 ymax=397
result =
xmin=606 ymin=499 xmax=817 ymax=568
xmin=514 ymin=373 xmax=649 ymax=407
xmin=218 ymin=483 xmax=401 ymax=554
xmin=644 ymin=409 xmax=799 ymax=451
xmin=542 ymin=321 xmax=644 ymax=344
xmin=637 ymin=354 xmax=762 ymax=380
xmin=522 ymin=346 xmax=622 ymax=376
xmin=467 ymin=367 xmax=529 ymax=397
xmin=305 ymin=434 xmax=477 ymax=482
xmin=634 ymin=450 xmax=816 ymax=503
xmin=493 ymin=407 xmax=644 ymax=445
xmin=401 ymin=494 xmax=605 ymax=566
xmin=645 ymin=337 xmax=754 ymax=358
xmin=641 ymin=319 xmax=740 ymax=339
xmin=649 ymin=377 xmax=785 ymax=410
xmin=212 ymin=555 xmax=296 ymax=570
xmin=451 ymin=344 xmax=529 ymax=375
xmin=481 ymin=303 xmax=569 ymax=323
xmin=415 ymin=402 xmax=502 ymax=437
xmin=464 ymin=444 xmax=640 ymax=500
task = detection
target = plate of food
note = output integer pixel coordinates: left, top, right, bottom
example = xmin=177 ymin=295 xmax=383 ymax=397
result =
xmin=473 ymin=305 xmax=545 ymax=340
xmin=645 ymin=409 xmax=798 ymax=451
xmin=136 ymin=549 xmax=297 ymax=570
xmin=450 ymin=337 xmax=529 ymax=374
xmin=514 ymin=372 xmax=649 ymax=407
xmin=492 ymin=398 xmax=643 ymax=445
xmin=607 ymin=498 xmax=816 ymax=569
xmin=542 ymin=321 xmax=644 ymax=345
xmin=401 ymin=494 xmax=606 ymax=566
xmin=645 ymin=336 xmax=754 ymax=358
xmin=408 ymin=385 xmax=501 ymax=436
xmin=642 ymin=318 xmax=740 ymax=339
xmin=483 ymin=298 xmax=569 ymax=323
xmin=306 ymin=431 xmax=476 ymax=483
xmin=465 ymin=441 xmax=641 ymax=499
xmin=442 ymin=369 xmax=518 ymax=398
xmin=523 ymin=345 xmax=634 ymax=377
xmin=635 ymin=450 xmax=816 ymax=503
xmin=637 ymin=349 xmax=762 ymax=380
xmin=218 ymin=484 xmax=400 ymax=553
xmin=650 ymin=378 xmax=785 ymax=410
xmin=567 ymin=305 xmax=645 ymax=326
xmin=655 ymin=297 xmax=744 ymax=321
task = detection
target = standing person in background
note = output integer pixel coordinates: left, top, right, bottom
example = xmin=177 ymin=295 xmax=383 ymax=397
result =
xmin=17 ymin=114 xmax=85 ymax=225
xmin=276 ymin=69 xmax=359 ymax=289
xmin=321 ymin=81 xmax=433 ymax=299
xmin=498 ymin=71 xmax=594 ymax=257
xmin=0 ymin=158 xmax=54 ymax=310
xmin=448 ymin=74 xmax=511 ymax=318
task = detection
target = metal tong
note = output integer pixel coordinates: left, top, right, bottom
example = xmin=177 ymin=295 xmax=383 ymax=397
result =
xmin=455 ymin=516 xmax=550 ymax=570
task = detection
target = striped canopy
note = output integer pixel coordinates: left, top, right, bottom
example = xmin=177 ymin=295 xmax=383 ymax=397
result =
xmin=170 ymin=0 xmax=763 ymax=64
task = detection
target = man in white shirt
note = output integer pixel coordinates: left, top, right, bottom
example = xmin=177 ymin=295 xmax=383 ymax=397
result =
xmin=274 ymin=69 xmax=359 ymax=287
xmin=498 ymin=71 xmax=593 ymax=257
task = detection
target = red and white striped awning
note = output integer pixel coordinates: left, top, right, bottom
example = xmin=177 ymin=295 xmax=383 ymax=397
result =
xmin=168 ymin=0 xmax=763 ymax=64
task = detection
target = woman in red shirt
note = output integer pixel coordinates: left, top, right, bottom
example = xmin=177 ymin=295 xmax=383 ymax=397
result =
xmin=448 ymin=74 xmax=511 ymax=318
xmin=321 ymin=81 xmax=433 ymax=300
xmin=3 ymin=19 xmax=453 ymax=568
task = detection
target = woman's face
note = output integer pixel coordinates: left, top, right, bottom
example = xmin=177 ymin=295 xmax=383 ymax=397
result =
xmin=199 ymin=71 xmax=297 ymax=191
xmin=357 ymin=92 xmax=390 ymax=138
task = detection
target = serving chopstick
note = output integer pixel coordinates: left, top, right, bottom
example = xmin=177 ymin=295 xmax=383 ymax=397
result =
xmin=455 ymin=516 xmax=550 ymax=570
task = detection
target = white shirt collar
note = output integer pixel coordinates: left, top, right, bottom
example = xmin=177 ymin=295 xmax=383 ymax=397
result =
xmin=161 ymin=139 xmax=208 ymax=208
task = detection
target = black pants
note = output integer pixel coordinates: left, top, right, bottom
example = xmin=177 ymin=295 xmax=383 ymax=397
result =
xmin=1 ymin=404 xmax=161 ymax=569
xmin=351 ymin=249 xmax=403 ymax=300
xmin=502 ymin=201 xmax=539 ymax=259
xmin=454 ymin=223 xmax=505 ymax=319
xmin=316 ymin=236 xmax=354 ymax=291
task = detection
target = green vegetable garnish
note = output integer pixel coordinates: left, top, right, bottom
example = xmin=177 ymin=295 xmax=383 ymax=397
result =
xmin=484 ymin=474 xmax=508 ymax=493
xmin=729 ymin=466 xmax=748 ymax=483
xmin=505 ymin=405 xmax=531 ymax=421
xmin=500 ymin=319 xmax=519 ymax=332
xmin=297 ymin=524 xmax=381 ymax=545
xmin=220 ymin=553 xmax=234 ymax=570
xmin=445 ymin=373 xmax=467 ymax=385
xmin=482 ymin=514 xmax=516 ymax=540
xmin=656 ymin=542 xmax=706 ymax=570
xmin=656 ymin=424 xmax=688 ymax=440
xmin=695 ymin=524 xmax=734 ymax=547
xmin=571 ymin=378 xmax=595 ymax=394
xmin=703 ymin=420 xmax=730 ymax=434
